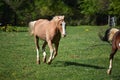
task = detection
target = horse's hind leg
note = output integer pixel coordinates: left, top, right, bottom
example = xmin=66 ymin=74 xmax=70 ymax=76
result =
xmin=42 ymin=41 xmax=47 ymax=63
xmin=107 ymin=48 xmax=117 ymax=75
xmin=34 ymin=36 xmax=40 ymax=64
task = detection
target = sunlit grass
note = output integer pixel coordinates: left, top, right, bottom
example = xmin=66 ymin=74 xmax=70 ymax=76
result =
xmin=0 ymin=26 xmax=120 ymax=80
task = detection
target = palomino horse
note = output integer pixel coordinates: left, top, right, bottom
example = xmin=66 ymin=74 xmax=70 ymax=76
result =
xmin=29 ymin=16 xmax=66 ymax=64
xmin=107 ymin=31 xmax=120 ymax=75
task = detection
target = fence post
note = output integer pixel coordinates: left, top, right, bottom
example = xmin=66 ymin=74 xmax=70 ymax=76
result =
xmin=108 ymin=15 xmax=116 ymax=27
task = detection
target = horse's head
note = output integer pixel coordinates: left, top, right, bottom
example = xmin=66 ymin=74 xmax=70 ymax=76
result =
xmin=53 ymin=16 xmax=66 ymax=37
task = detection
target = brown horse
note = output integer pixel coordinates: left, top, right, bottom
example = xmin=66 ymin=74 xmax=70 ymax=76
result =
xmin=107 ymin=31 xmax=120 ymax=75
xmin=98 ymin=28 xmax=119 ymax=43
xmin=29 ymin=16 xmax=66 ymax=64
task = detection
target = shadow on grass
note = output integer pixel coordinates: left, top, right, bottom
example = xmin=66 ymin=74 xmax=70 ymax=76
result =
xmin=52 ymin=61 xmax=106 ymax=69
xmin=65 ymin=61 xmax=106 ymax=69
xmin=84 ymin=43 xmax=110 ymax=51
xmin=112 ymin=75 xmax=120 ymax=80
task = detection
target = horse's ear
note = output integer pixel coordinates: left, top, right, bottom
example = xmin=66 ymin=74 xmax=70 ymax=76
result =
xmin=62 ymin=15 xmax=64 ymax=19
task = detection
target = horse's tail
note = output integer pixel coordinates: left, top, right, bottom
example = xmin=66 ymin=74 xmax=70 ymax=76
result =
xmin=98 ymin=28 xmax=112 ymax=43
xmin=98 ymin=28 xmax=119 ymax=43
xmin=29 ymin=21 xmax=36 ymax=35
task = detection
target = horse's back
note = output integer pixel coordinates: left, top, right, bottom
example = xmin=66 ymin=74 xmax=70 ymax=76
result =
xmin=109 ymin=28 xmax=119 ymax=41
xmin=35 ymin=19 xmax=49 ymax=27
xmin=34 ymin=19 xmax=49 ymax=30
xmin=34 ymin=19 xmax=50 ymax=40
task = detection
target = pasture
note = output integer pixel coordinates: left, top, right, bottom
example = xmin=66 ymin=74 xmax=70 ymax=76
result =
xmin=0 ymin=26 xmax=120 ymax=80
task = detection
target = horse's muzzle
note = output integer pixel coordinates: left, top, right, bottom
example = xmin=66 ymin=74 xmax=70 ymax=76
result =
xmin=62 ymin=34 xmax=66 ymax=37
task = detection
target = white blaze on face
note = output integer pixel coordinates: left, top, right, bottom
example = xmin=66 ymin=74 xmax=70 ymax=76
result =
xmin=61 ymin=21 xmax=66 ymax=36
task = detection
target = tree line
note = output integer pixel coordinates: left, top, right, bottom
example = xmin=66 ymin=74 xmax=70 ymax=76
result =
xmin=0 ymin=0 xmax=120 ymax=26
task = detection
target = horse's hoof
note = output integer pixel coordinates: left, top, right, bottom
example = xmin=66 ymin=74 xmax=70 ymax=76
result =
xmin=47 ymin=61 xmax=51 ymax=65
xmin=47 ymin=61 xmax=52 ymax=65
xmin=107 ymin=69 xmax=111 ymax=75
xmin=43 ymin=57 xmax=46 ymax=63
xmin=37 ymin=60 xmax=40 ymax=64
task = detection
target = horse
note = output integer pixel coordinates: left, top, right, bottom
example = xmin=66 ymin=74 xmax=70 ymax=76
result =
xmin=98 ymin=28 xmax=119 ymax=43
xmin=29 ymin=16 xmax=66 ymax=64
xmin=107 ymin=31 xmax=120 ymax=75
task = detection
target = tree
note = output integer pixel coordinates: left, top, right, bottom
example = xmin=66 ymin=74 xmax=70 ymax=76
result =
xmin=0 ymin=0 xmax=120 ymax=26
xmin=108 ymin=0 xmax=120 ymax=25
xmin=3 ymin=0 xmax=24 ymax=25
xmin=109 ymin=0 xmax=120 ymax=15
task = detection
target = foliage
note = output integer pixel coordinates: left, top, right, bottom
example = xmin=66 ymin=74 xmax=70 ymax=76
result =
xmin=109 ymin=0 xmax=120 ymax=15
xmin=0 ymin=0 xmax=120 ymax=26
xmin=0 ymin=26 xmax=28 ymax=32
xmin=0 ymin=25 xmax=17 ymax=32
xmin=81 ymin=0 xmax=98 ymax=15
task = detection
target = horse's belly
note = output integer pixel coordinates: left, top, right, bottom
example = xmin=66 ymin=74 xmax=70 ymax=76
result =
xmin=34 ymin=30 xmax=46 ymax=40
xmin=37 ymin=33 xmax=46 ymax=40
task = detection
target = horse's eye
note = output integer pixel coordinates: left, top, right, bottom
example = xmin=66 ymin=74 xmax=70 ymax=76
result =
xmin=60 ymin=23 xmax=62 ymax=26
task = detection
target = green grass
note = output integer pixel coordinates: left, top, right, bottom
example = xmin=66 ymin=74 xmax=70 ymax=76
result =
xmin=0 ymin=26 xmax=120 ymax=80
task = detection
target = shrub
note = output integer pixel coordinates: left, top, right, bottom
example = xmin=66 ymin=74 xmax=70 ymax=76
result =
xmin=0 ymin=25 xmax=17 ymax=32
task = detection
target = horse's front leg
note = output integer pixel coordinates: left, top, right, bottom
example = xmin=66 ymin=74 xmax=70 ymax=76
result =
xmin=34 ymin=36 xmax=40 ymax=64
xmin=107 ymin=49 xmax=117 ymax=75
xmin=47 ymin=41 xmax=54 ymax=64
xmin=52 ymin=42 xmax=59 ymax=60
xmin=42 ymin=41 xmax=47 ymax=63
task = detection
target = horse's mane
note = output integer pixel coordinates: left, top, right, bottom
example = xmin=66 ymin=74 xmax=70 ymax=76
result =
xmin=52 ymin=16 xmax=64 ymax=22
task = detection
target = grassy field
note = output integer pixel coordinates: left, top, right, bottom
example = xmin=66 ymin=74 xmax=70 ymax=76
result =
xmin=0 ymin=26 xmax=120 ymax=80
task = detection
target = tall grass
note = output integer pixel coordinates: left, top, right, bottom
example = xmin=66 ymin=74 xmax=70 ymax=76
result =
xmin=0 ymin=26 xmax=120 ymax=80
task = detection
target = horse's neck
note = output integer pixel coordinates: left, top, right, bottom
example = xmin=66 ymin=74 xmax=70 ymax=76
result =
xmin=51 ymin=20 xmax=59 ymax=27
xmin=50 ymin=20 xmax=61 ymax=34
